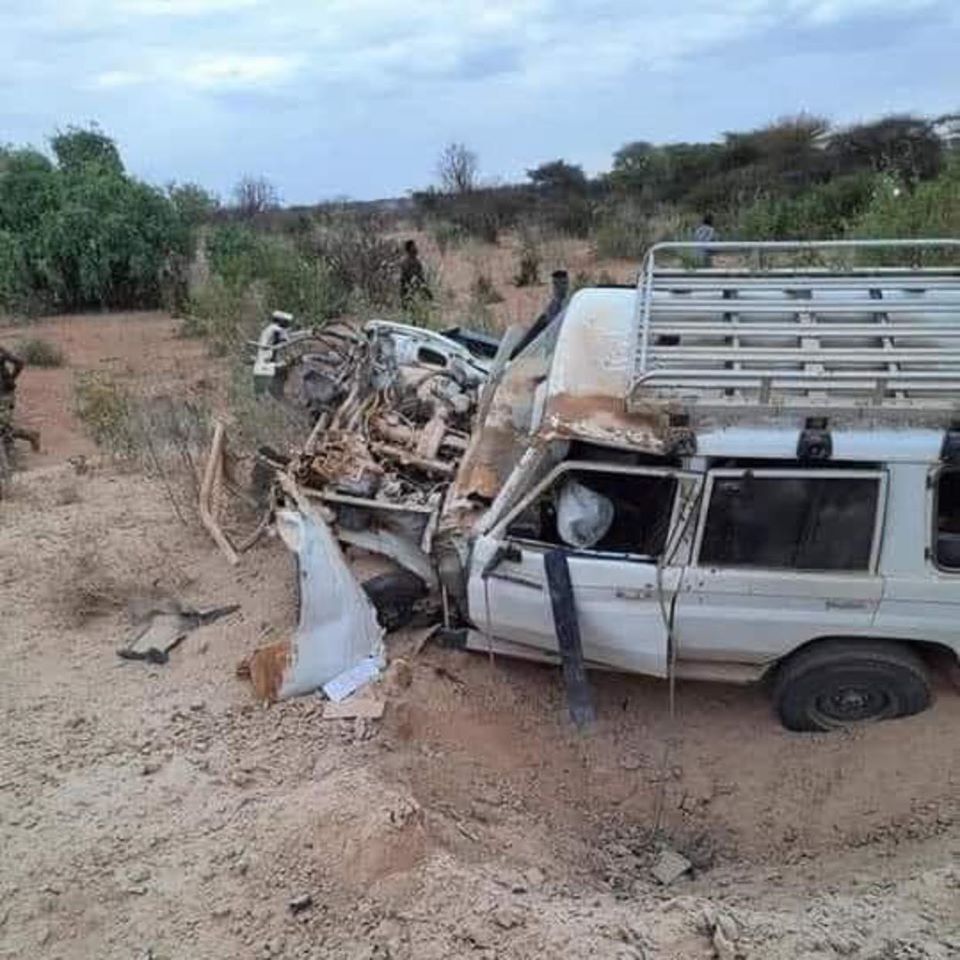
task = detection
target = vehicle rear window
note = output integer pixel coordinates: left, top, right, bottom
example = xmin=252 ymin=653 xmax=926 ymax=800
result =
xmin=935 ymin=469 xmax=960 ymax=570
xmin=699 ymin=474 xmax=879 ymax=571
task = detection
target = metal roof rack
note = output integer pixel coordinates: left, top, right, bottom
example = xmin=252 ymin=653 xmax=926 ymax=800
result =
xmin=628 ymin=239 xmax=960 ymax=420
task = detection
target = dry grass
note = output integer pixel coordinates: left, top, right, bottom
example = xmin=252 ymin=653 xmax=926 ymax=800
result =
xmin=16 ymin=337 xmax=65 ymax=368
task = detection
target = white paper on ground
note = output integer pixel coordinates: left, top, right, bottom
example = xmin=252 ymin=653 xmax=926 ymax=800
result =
xmin=275 ymin=508 xmax=385 ymax=699
xmin=322 ymin=655 xmax=385 ymax=703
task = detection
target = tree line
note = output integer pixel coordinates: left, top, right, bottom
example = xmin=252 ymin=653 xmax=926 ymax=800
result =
xmin=416 ymin=113 xmax=958 ymax=244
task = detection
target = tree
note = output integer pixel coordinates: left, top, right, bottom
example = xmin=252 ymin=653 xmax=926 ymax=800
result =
xmin=50 ymin=125 xmax=124 ymax=177
xmin=233 ymin=175 xmax=279 ymax=218
xmin=610 ymin=140 xmax=657 ymax=192
xmin=167 ymin=181 xmax=219 ymax=227
xmin=829 ymin=115 xmax=943 ymax=187
xmin=527 ymin=159 xmax=588 ymax=195
xmin=0 ymin=127 xmax=189 ymax=313
xmin=437 ymin=142 xmax=478 ymax=194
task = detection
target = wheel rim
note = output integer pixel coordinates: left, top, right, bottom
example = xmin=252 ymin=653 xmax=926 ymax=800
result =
xmin=812 ymin=683 xmax=891 ymax=724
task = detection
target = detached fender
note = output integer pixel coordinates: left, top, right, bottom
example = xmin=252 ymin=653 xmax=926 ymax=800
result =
xmin=273 ymin=508 xmax=384 ymax=698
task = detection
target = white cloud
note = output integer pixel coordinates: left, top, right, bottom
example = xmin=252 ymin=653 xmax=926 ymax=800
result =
xmin=93 ymin=69 xmax=146 ymax=88
xmin=119 ymin=0 xmax=262 ymax=15
xmin=795 ymin=0 xmax=939 ymax=23
xmin=178 ymin=53 xmax=302 ymax=89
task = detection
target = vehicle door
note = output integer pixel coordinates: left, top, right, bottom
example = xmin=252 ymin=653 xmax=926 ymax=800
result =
xmin=873 ymin=463 xmax=960 ymax=652
xmin=468 ymin=462 xmax=701 ymax=677
xmin=675 ymin=469 xmax=887 ymax=666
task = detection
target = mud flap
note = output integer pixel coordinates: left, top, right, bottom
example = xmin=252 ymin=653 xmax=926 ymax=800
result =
xmin=544 ymin=549 xmax=595 ymax=729
xmin=273 ymin=508 xmax=385 ymax=698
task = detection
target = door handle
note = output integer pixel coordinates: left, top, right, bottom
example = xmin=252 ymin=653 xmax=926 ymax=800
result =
xmin=825 ymin=598 xmax=871 ymax=610
xmin=616 ymin=588 xmax=655 ymax=600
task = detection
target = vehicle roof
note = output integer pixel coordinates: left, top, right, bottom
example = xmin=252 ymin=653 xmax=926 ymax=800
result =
xmin=538 ymin=286 xmax=953 ymax=464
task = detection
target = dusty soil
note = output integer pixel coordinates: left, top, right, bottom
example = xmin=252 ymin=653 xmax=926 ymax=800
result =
xmin=1 ymin=313 xmax=959 ymax=959
xmin=0 ymin=312 xmax=214 ymax=468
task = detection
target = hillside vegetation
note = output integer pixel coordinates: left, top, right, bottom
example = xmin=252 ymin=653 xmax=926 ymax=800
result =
xmin=1 ymin=113 xmax=957 ymax=327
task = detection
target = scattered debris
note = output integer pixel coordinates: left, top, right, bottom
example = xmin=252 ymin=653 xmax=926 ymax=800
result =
xmin=117 ymin=600 xmax=239 ymax=664
xmin=287 ymin=894 xmax=313 ymax=915
xmin=703 ymin=907 xmax=742 ymax=960
xmin=198 ymin=420 xmax=239 ymax=566
xmin=650 ymin=847 xmax=692 ymax=886
xmin=455 ymin=822 xmax=480 ymax=842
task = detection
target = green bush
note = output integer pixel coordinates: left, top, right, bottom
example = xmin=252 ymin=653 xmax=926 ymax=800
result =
xmin=593 ymin=204 xmax=687 ymax=260
xmin=16 ymin=337 xmax=65 ymax=368
xmin=851 ymin=161 xmax=960 ymax=241
xmin=0 ymin=127 xmax=192 ymax=314
xmin=737 ymin=173 xmax=878 ymax=239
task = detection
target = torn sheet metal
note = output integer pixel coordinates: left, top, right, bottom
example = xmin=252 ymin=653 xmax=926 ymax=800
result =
xmin=118 ymin=601 xmax=239 ymax=664
xmin=258 ymin=508 xmax=384 ymax=700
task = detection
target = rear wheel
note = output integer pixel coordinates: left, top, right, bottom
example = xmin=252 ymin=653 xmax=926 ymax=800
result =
xmin=773 ymin=639 xmax=932 ymax=732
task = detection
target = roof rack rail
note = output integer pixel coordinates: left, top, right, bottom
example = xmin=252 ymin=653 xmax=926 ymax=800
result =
xmin=628 ymin=239 xmax=960 ymax=420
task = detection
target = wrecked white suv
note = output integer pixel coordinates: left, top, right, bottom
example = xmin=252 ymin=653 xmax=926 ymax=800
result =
xmin=265 ymin=240 xmax=960 ymax=731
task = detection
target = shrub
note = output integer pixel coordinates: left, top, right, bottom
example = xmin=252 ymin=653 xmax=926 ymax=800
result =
xmin=737 ymin=172 xmax=878 ymax=240
xmin=431 ymin=220 xmax=467 ymax=254
xmin=0 ymin=230 xmax=28 ymax=311
xmin=848 ymin=161 xmax=960 ymax=265
xmin=851 ymin=161 xmax=960 ymax=241
xmin=313 ymin=218 xmax=401 ymax=307
xmin=182 ymin=275 xmax=263 ymax=353
xmin=38 ymin=173 xmax=187 ymax=309
xmin=73 ymin=372 xmax=135 ymax=454
xmin=199 ymin=226 xmax=347 ymax=341
xmin=16 ymin=337 xmax=65 ymax=368
xmin=593 ymin=204 xmax=687 ymax=260
xmin=471 ymin=272 xmax=504 ymax=305
xmin=0 ymin=127 xmax=196 ymax=315
xmin=513 ymin=235 xmax=541 ymax=287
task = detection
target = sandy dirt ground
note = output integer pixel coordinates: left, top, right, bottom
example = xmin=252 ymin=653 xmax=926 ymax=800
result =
xmin=1 ymin=313 xmax=959 ymax=960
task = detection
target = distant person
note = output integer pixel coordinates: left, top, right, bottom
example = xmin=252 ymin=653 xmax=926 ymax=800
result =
xmin=0 ymin=345 xmax=40 ymax=454
xmin=399 ymin=240 xmax=431 ymax=309
xmin=693 ymin=214 xmax=718 ymax=266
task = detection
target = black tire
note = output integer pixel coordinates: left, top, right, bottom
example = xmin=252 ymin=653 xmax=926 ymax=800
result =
xmin=773 ymin=639 xmax=932 ymax=732
xmin=362 ymin=570 xmax=428 ymax=633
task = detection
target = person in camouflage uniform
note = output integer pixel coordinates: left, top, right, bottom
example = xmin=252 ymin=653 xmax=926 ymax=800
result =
xmin=399 ymin=240 xmax=432 ymax=310
xmin=0 ymin=345 xmax=40 ymax=454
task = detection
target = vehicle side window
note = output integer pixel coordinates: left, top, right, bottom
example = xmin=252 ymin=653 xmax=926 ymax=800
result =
xmin=935 ymin=469 xmax=960 ymax=570
xmin=699 ymin=475 xmax=879 ymax=571
xmin=507 ymin=470 xmax=678 ymax=557
xmin=417 ymin=346 xmax=448 ymax=367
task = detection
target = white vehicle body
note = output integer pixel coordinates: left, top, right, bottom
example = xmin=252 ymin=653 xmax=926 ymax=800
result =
xmin=449 ymin=240 xmax=960 ymax=695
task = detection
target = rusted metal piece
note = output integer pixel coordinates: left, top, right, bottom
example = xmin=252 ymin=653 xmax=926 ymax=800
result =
xmin=369 ymin=441 xmax=456 ymax=478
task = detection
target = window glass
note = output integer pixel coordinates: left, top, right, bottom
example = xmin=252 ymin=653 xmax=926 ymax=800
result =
xmin=936 ymin=469 xmax=960 ymax=569
xmin=507 ymin=470 xmax=677 ymax=557
xmin=699 ymin=474 xmax=878 ymax=571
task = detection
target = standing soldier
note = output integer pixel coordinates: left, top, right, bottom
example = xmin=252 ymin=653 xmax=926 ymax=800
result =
xmin=0 ymin=345 xmax=40 ymax=456
xmin=399 ymin=239 xmax=432 ymax=310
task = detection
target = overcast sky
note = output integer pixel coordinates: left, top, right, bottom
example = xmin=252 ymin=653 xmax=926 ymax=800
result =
xmin=1 ymin=1 xmax=957 ymax=204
